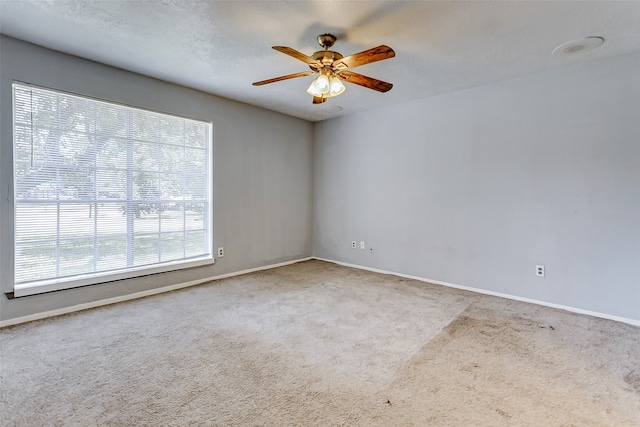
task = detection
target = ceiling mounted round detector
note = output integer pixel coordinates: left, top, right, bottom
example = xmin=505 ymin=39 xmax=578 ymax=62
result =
xmin=552 ymin=36 xmax=604 ymax=56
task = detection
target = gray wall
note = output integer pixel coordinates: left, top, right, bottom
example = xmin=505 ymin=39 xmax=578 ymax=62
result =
xmin=2 ymin=35 xmax=638 ymax=324
xmin=0 ymin=36 xmax=314 ymax=321
xmin=313 ymin=51 xmax=640 ymax=322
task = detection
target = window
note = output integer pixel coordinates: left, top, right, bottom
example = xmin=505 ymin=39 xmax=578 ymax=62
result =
xmin=12 ymin=82 xmax=213 ymax=296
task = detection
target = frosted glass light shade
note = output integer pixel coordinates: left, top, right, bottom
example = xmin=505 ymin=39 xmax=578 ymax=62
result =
xmin=329 ymin=76 xmax=345 ymax=96
xmin=307 ymin=74 xmax=331 ymax=97
xmin=315 ymin=74 xmax=330 ymax=94
xmin=307 ymin=80 xmax=322 ymax=97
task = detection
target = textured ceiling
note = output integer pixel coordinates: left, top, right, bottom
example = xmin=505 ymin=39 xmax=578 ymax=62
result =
xmin=1 ymin=1 xmax=640 ymax=122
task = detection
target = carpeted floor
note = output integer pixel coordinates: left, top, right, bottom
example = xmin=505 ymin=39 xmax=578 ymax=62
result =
xmin=1 ymin=260 xmax=639 ymax=426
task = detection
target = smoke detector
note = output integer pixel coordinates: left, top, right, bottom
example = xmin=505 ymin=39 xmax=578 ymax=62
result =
xmin=552 ymin=36 xmax=604 ymax=56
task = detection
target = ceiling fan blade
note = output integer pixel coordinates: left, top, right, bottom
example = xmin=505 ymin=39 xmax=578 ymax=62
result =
xmin=272 ymin=46 xmax=322 ymax=68
xmin=313 ymin=96 xmax=326 ymax=104
xmin=252 ymin=71 xmax=317 ymax=86
xmin=332 ymin=45 xmax=395 ymax=70
xmin=338 ymin=71 xmax=393 ymax=92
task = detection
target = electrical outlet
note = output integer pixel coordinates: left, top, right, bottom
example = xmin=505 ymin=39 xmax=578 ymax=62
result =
xmin=536 ymin=264 xmax=545 ymax=277
xmin=360 ymin=241 xmax=365 ymax=249
xmin=217 ymin=247 xmax=224 ymax=258
xmin=352 ymin=241 xmax=356 ymax=249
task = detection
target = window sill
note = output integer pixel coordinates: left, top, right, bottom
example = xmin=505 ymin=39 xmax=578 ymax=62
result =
xmin=12 ymin=256 xmax=215 ymax=298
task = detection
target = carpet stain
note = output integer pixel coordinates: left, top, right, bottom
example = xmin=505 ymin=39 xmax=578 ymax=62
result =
xmin=445 ymin=315 xmax=472 ymax=336
xmin=624 ymin=371 xmax=640 ymax=394
xmin=495 ymin=408 xmax=512 ymax=419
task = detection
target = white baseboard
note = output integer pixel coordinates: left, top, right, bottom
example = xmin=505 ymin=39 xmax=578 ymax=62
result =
xmin=313 ymin=257 xmax=640 ymax=327
xmin=0 ymin=257 xmax=312 ymax=328
xmin=4 ymin=256 xmax=638 ymax=328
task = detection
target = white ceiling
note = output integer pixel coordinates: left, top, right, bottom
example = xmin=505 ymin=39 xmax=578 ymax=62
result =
xmin=1 ymin=1 xmax=640 ymax=122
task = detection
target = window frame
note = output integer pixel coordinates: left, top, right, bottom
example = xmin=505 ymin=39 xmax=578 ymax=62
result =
xmin=11 ymin=81 xmax=214 ymax=297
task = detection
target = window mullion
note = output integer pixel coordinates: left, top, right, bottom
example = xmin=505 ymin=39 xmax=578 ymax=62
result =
xmin=126 ymin=110 xmax=134 ymax=267
xmin=182 ymin=131 xmax=187 ymax=258
xmin=55 ymin=92 xmax=61 ymax=278
xmin=157 ymin=114 xmax=162 ymax=263
xmin=92 ymin=105 xmax=98 ymax=273
xmin=180 ymin=119 xmax=185 ymax=259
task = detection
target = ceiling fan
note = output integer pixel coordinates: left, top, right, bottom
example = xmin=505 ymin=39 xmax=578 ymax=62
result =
xmin=253 ymin=34 xmax=395 ymax=104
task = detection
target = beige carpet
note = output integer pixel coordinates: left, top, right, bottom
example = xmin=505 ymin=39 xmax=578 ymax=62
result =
xmin=1 ymin=260 xmax=639 ymax=426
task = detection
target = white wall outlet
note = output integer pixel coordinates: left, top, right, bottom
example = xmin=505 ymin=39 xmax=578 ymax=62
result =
xmin=360 ymin=241 xmax=365 ymax=249
xmin=536 ymin=264 xmax=545 ymax=277
xmin=352 ymin=241 xmax=356 ymax=249
xmin=217 ymin=247 xmax=224 ymax=258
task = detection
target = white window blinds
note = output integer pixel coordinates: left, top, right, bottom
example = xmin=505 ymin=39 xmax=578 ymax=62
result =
xmin=12 ymin=83 xmax=213 ymax=296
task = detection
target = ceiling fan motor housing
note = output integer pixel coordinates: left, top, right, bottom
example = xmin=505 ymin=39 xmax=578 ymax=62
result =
xmin=310 ymin=50 xmax=344 ymax=69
